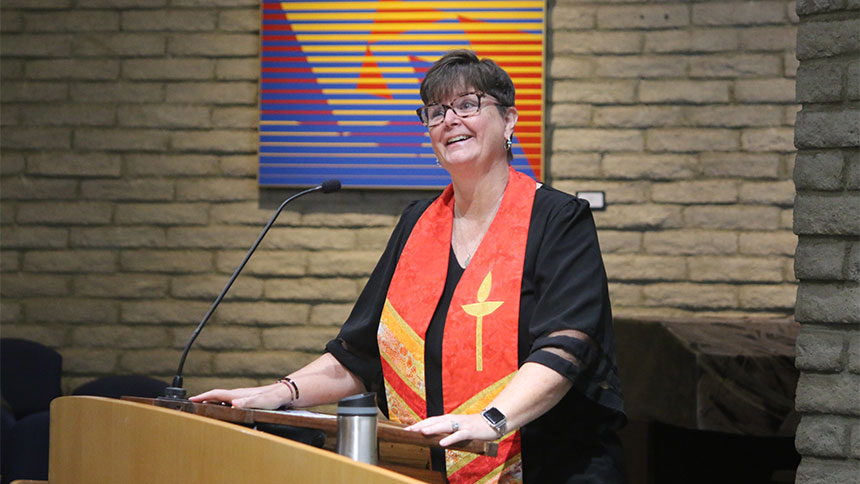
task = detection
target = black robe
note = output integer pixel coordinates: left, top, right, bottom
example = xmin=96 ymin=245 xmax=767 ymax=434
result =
xmin=326 ymin=185 xmax=627 ymax=483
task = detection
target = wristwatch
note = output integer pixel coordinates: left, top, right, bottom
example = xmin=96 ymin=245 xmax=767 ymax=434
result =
xmin=480 ymin=407 xmax=507 ymax=437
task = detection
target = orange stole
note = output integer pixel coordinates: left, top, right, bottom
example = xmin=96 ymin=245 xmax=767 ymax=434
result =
xmin=378 ymin=167 xmax=536 ymax=484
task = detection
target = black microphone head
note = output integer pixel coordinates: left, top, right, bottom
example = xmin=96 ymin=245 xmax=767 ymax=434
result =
xmin=320 ymin=179 xmax=342 ymax=193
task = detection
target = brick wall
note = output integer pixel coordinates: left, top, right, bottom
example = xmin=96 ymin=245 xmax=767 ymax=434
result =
xmin=1 ymin=0 xmax=798 ymax=395
xmin=791 ymin=0 xmax=860 ymax=481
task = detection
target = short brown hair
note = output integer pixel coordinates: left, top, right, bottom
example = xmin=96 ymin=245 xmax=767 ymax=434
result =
xmin=419 ymin=50 xmax=515 ymax=113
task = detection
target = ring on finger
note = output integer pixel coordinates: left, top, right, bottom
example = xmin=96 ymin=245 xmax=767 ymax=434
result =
xmin=451 ymin=421 xmax=459 ymax=432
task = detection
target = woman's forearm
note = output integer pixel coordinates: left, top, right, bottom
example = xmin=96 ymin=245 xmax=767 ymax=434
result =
xmin=488 ymin=361 xmax=572 ymax=432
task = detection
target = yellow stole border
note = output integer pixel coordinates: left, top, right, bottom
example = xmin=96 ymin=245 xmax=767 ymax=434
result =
xmin=378 ymin=167 xmax=536 ymax=484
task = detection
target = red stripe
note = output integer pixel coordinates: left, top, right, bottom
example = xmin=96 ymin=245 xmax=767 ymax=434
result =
xmin=379 ymin=356 xmax=427 ymax=420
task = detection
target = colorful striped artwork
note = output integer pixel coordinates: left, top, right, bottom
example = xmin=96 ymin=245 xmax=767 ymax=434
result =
xmin=259 ymin=1 xmax=546 ymax=189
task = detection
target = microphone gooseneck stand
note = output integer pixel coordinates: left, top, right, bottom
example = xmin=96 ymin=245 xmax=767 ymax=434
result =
xmin=161 ymin=180 xmax=342 ymax=400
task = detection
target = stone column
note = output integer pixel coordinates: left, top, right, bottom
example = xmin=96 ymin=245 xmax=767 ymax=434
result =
xmin=792 ymin=1 xmax=860 ymax=482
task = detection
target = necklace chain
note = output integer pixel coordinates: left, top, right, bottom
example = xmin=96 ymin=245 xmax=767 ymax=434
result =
xmin=452 ymin=188 xmax=506 ymax=267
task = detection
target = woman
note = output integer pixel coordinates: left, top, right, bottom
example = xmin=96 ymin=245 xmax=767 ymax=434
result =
xmin=192 ymin=50 xmax=626 ymax=483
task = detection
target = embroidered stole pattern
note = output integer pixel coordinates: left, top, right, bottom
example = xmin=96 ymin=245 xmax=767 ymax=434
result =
xmin=378 ymin=167 xmax=536 ymax=484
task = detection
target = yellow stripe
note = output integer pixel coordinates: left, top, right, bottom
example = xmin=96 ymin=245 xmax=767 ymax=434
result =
xmin=451 ymin=371 xmax=516 ymax=415
xmin=291 ymin=23 xmax=542 ymax=32
xmin=378 ymin=299 xmax=426 ymax=399
xmin=446 ymin=448 xmax=481 ymax=475
xmin=384 ymin=380 xmax=422 ymax=424
xmin=305 ymin=66 xmax=540 ymax=74
xmin=281 ymin=2 xmax=544 ymax=12
xmin=295 ymin=33 xmax=541 ymax=42
xmin=288 ymin=55 xmax=542 ymax=64
xmin=286 ymin=12 xmax=543 ymax=21
xmin=295 ymin=44 xmax=542 ymax=53
xmin=474 ymin=453 xmax=523 ymax=484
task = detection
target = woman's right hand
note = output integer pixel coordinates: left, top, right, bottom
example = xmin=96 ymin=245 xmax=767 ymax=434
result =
xmin=189 ymin=382 xmax=293 ymax=410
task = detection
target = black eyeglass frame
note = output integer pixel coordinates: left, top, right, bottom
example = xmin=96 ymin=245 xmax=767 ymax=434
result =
xmin=415 ymin=91 xmax=504 ymax=127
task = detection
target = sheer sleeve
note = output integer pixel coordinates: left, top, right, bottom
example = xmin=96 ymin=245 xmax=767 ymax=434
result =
xmin=325 ymin=200 xmax=427 ymax=398
xmin=523 ymin=197 xmax=620 ymax=406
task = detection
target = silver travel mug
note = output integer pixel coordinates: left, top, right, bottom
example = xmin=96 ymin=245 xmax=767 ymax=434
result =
xmin=336 ymin=392 xmax=378 ymax=465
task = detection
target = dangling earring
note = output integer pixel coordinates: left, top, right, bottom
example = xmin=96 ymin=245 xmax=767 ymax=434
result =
xmin=435 ymin=159 xmax=442 ymax=167
xmin=505 ymin=137 xmax=512 ymax=150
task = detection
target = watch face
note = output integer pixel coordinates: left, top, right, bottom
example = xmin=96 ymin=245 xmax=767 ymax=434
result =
xmin=483 ymin=407 xmax=505 ymax=426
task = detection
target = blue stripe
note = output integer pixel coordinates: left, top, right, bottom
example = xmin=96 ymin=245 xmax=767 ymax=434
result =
xmin=260 ymin=165 xmax=443 ymax=177
xmin=263 ymin=28 xmax=543 ymax=35
xmin=260 ymin=156 xmax=435 ymax=166
xmin=262 ymin=61 xmax=433 ymax=68
xmin=260 ymin=145 xmax=432 ymax=154
xmin=265 ymin=9 xmax=542 ymax=14
xmin=261 ymin=93 xmax=420 ymax=100
xmin=261 ymin=72 xmax=421 ymax=79
xmin=260 ymin=125 xmax=426 ymax=134
xmin=261 ymin=83 xmax=420 ymax=90
xmin=259 ymin=174 xmax=451 ymax=188
xmin=261 ymin=135 xmax=428 ymax=143
xmin=265 ymin=19 xmax=539 ymax=24
xmin=260 ymin=114 xmax=419 ymax=122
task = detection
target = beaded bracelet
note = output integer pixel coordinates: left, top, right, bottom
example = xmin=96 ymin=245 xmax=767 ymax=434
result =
xmin=276 ymin=376 xmax=299 ymax=403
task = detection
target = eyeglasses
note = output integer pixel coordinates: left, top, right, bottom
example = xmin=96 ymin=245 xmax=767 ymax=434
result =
xmin=416 ymin=92 xmax=499 ymax=127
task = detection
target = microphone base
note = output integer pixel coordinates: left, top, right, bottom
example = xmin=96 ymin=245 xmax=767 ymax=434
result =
xmin=160 ymin=386 xmax=188 ymax=400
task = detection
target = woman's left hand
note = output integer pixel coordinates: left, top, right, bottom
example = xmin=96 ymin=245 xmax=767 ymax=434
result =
xmin=405 ymin=413 xmax=500 ymax=446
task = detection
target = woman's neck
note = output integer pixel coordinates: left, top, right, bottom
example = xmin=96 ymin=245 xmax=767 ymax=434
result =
xmin=451 ymin=162 xmax=509 ymax=220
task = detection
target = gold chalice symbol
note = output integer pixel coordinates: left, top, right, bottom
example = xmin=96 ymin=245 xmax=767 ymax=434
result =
xmin=461 ymin=272 xmax=504 ymax=371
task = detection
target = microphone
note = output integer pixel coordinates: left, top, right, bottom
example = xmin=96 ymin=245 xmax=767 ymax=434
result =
xmin=161 ymin=180 xmax=342 ymax=400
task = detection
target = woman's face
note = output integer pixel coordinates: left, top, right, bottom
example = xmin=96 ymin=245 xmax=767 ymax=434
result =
xmin=427 ymin=88 xmax=517 ymax=173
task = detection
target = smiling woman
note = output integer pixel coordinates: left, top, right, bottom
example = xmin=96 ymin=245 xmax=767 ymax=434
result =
xmin=193 ymin=50 xmax=625 ymax=484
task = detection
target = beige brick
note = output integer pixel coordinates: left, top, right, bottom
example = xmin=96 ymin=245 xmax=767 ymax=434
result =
xmin=551 ymin=80 xmax=636 ymax=103
xmin=115 ymin=203 xmax=209 ymax=226
xmin=166 ymin=227 xmax=261 ymax=249
xmin=1 ymin=152 xmax=26 ymax=175
xmin=644 ymin=29 xmax=739 ymax=53
xmin=24 ymin=10 xmax=119 ymax=31
xmin=171 ymin=130 xmax=256 ymax=153
xmin=0 ymin=301 xmax=22 ymax=324
xmin=309 ymin=303 xmax=353 ymax=326
xmin=26 ymin=298 xmax=118 ymax=323
xmin=1 ymin=34 xmax=72 ymax=57
xmin=123 ymin=59 xmax=214 ymax=80
xmin=215 ymin=59 xmax=259 ymax=80
xmin=689 ymin=54 xmax=783 ymax=78
xmin=70 ymin=227 xmax=166 ymax=248
xmin=264 ymin=277 xmax=358 ymax=302
xmin=2 ymin=127 xmax=71 ymax=149
xmin=217 ymin=250 xmax=307 ymax=276
xmin=741 ymin=127 xmax=795 ymax=152
xmin=75 ymin=274 xmax=169 ymax=298
xmin=607 ymin=283 xmax=643 ymax=306
xmin=684 ymin=206 xmax=782 ymax=229
xmin=121 ymin=249 xmax=212 ymax=273
xmin=549 ymin=104 xmax=592 ymax=127
xmin=652 ymin=180 xmax=738 ymax=204
xmin=548 ymin=57 xmax=595 ymax=79
xmin=2 ymin=59 xmax=23 ymax=79
xmin=211 ymin=350 xmax=306 ymax=375
xmin=644 ymin=230 xmax=738 ymax=255
xmin=122 ymin=299 xmax=212 ymax=324
xmin=549 ymin=153 xmax=602 ymax=179
xmin=735 ymin=79 xmax=796 ymax=103
xmin=779 ymin=208 xmax=793 ymax=230
xmin=604 ymin=254 xmax=686 ymax=280
xmin=215 ymin=302 xmax=311 ymax=325
xmin=81 ymin=179 xmax=174 ymax=201
xmin=121 ymin=10 xmax=217 ymax=31
xmin=640 ymin=81 xmax=730 ymax=103
xmin=596 ymin=230 xmax=642 ymax=254
xmin=184 ymin=377 xmax=258 ymax=397
xmin=643 ymin=283 xmax=737 ymax=308
xmin=355 ymin=227 xmax=395 ymax=250
xmin=165 ymin=82 xmax=257 ymax=104
xmin=592 ymin=204 xmax=683 ymax=229
xmin=167 ymin=34 xmax=258 ymax=56
xmin=692 ymin=2 xmax=787 ymax=25
xmin=738 ymin=231 xmax=797 ymax=256
xmin=125 ymin=154 xmax=219 ymax=176
xmin=220 ymin=155 xmax=257 ymax=177
xmin=596 ymin=56 xmax=688 ymax=78
xmin=27 ymin=151 xmax=121 ymax=177
xmin=740 ymin=26 xmax=797 ymax=51
xmin=209 ymin=202 xmax=294 ymax=226
xmin=117 ymin=104 xmax=210 ymax=128
xmin=306 ymin=251 xmax=381 ymax=277
xmin=218 ymin=9 xmax=259 ymax=31
xmin=688 ymin=256 xmax=785 ymax=282
xmin=738 ymin=284 xmax=797 ymax=309
xmin=555 ymin=180 xmax=648 ymax=203
xmin=62 ymin=348 xmax=119 ymax=373
xmin=684 ymin=105 xmax=784 ymax=128
xmin=262 ymin=326 xmax=339 ymax=351
xmin=302 ymin=212 xmax=397 ymax=228
xmin=552 ymin=31 xmax=642 ymax=54
xmin=119 ymin=348 xmax=210 ymax=374
xmin=176 ymin=179 xmax=257 ymax=202
xmin=24 ymin=250 xmax=116 ymax=272
xmin=551 ymin=5 xmax=596 ymax=29
xmin=17 ymin=202 xmax=113 ymax=225
xmin=1 ymin=251 xmax=21 ymax=272
xmin=212 ymin=106 xmax=257 ymax=129
xmin=72 ymin=33 xmax=165 ymax=57
xmin=71 ymin=82 xmax=163 ymax=103
xmin=185 ymin=326 xmax=261 ymax=350
xmin=783 ymin=106 xmax=799 ymax=126
xmin=1 ymin=178 xmax=77 ymax=200
xmin=554 ymin=129 xmax=644 ymax=152
xmin=647 ymin=128 xmax=738 ymax=152
xmin=265 ymin=227 xmax=358 ymax=251
xmin=26 ymin=59 xmax=119 ymax=80
xmin=71 ymin=326 xmax=169 ymax=349
xmin=597 ymin=5 xmax=689 ymax=29
xmin=0 ymin=324 xmax=66 ymax=347
xmin=0 ymin=227 xmax=68 ymax=249
xmin=1 ymin=11 xmax=23 ymax=31
xmin=74 ymin=128 xmax=170 ymax=151
xmin=170 ymin=274 xmax=263 ymax=300
xmin=602 ymin=154 xmax=698 ymax=180
xmin=593 ymin=106 xmax=684 ymax=128
xmin=1 ymin=273 xmax=70 ymax=297
xmin=701 ymin=152 xmax=781 ymax=178
xmin=1 ymin=105 xmax=19 ymax=126
xmin=739 ymin=180 xmax=795 ymax=205
xmin=1 ymin=81 xmax=68 ymax=102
